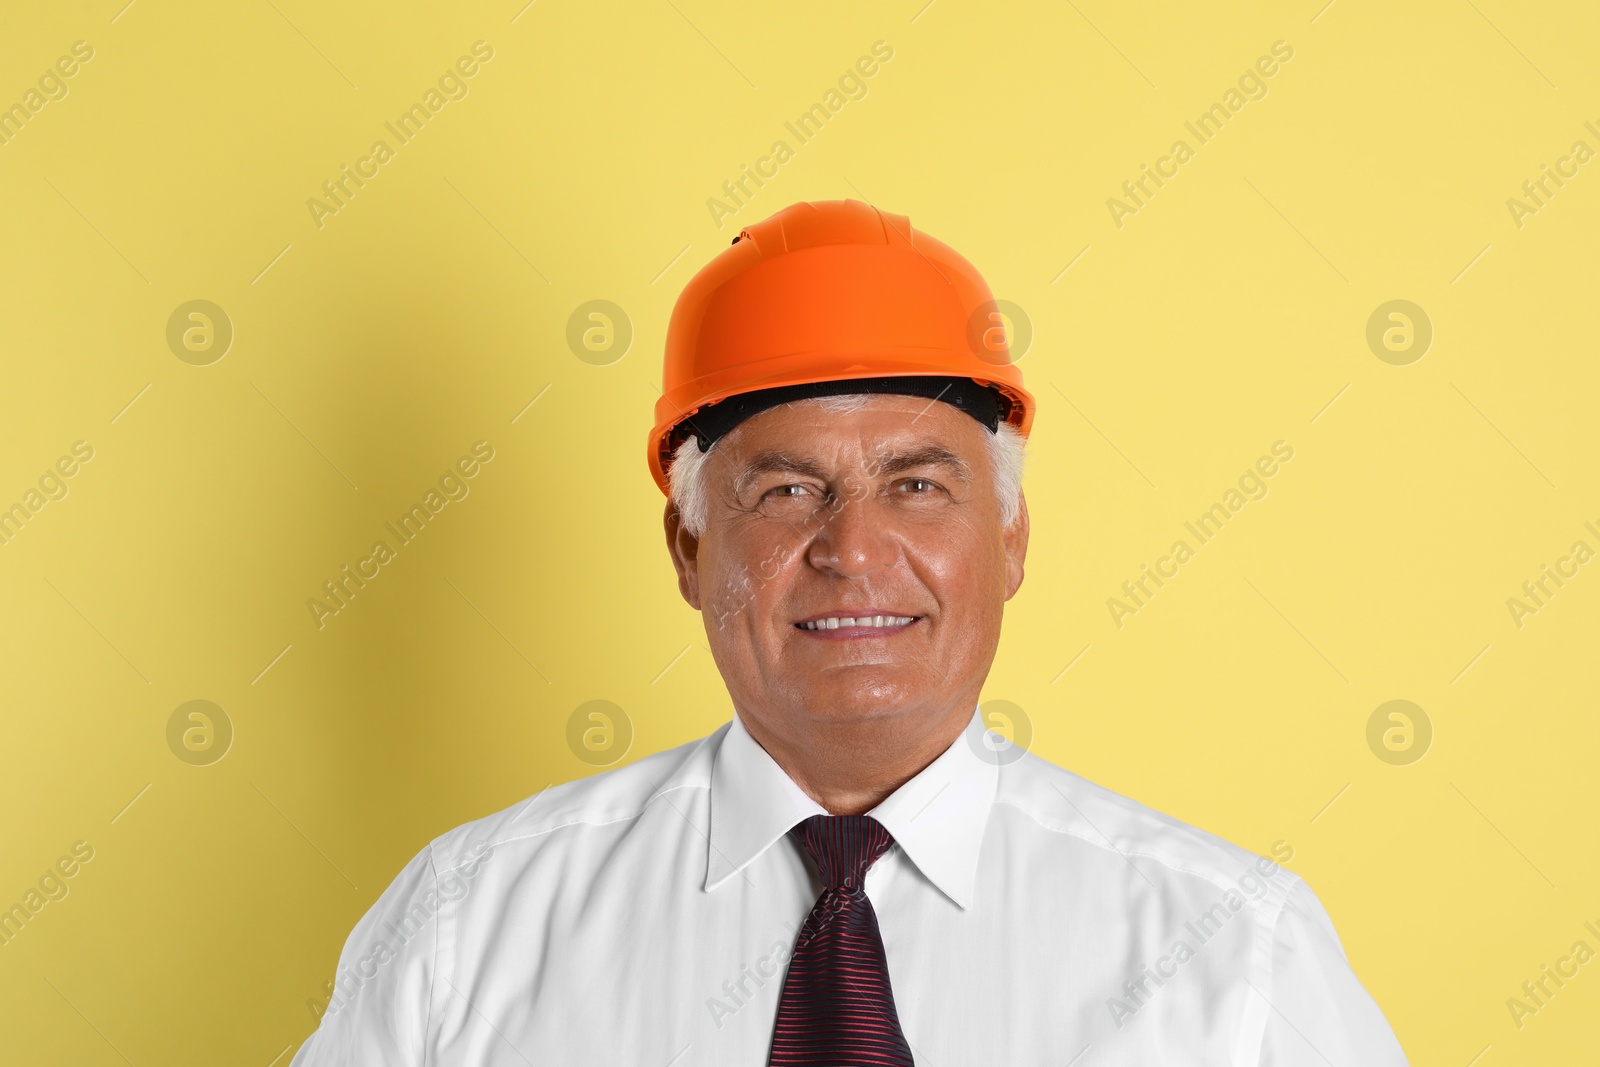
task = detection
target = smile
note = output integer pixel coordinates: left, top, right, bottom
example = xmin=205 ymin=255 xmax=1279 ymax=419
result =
xmin=796 ymin=614 xmax=919 ymax=631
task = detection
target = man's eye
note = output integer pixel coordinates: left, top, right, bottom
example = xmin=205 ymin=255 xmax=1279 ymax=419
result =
xmin=899 ymin=478 xmax=937 ymax=494
xmin=767 ymin=484 xmax=813 ymax=499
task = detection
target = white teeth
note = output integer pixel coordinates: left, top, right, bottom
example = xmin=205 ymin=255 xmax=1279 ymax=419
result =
xmin=799 ymin=615 xmax=916 ymax=630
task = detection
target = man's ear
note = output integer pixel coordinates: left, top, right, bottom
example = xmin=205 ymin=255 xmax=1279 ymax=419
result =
xmin=1003 ymin=490 xmax=1029 ymax=601
xmin=664 ymin=500 xmax=702 ymax=609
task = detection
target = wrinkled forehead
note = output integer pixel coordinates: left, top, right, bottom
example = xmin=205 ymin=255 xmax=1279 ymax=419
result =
xmin=710 ymin=395 xmax=989 ymax=485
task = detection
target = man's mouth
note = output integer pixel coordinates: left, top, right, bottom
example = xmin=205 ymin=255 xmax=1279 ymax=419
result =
xmin=795 ymin=613 xmax=921 ymax=633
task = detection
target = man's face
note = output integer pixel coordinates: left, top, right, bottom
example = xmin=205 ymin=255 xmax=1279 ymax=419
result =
xmin=664 ymin=394 xmax=1028 ymax=738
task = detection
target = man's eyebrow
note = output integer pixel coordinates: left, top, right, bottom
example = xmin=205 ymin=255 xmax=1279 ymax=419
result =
xmin=871 ymin=445 xmax=972 ymax=480
xmin=730 ymin=445 xmax=972 ymax=496
xmin=732 ymin=451 xmax=831 ymax=496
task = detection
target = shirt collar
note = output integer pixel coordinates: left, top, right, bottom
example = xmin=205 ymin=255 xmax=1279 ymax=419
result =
xmin=705 ymin=705 xmax=998 ymax=910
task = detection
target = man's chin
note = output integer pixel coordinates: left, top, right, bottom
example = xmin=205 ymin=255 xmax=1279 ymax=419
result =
xmin=790 ymin=674 xmax=928 ymax=724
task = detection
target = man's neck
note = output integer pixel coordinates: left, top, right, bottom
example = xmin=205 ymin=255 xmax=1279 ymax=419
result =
xmin=737 ymin=703 xmax=974 ymax=815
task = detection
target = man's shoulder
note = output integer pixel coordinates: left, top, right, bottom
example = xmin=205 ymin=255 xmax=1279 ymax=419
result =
xmin=994 ymin=746 xmax=1298 ymax=899
xmin=424 ymin=719 xmax=731 ymax=874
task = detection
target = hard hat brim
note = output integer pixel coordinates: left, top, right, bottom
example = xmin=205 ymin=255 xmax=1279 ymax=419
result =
xmin=648 ymin=360 xmax=1034 ymax=494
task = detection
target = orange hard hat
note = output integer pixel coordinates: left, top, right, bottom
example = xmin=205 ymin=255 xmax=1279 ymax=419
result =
xmin=647 ymin=198 xmax=1035 ymax=493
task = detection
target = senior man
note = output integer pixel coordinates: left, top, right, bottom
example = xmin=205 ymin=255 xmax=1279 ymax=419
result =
xmin=292 ymin=199 xmax=1407 ymax=1065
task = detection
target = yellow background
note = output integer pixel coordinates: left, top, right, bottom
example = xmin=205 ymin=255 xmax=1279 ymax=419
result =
xmin=1 ymin=0 xmax=1596 ymax=1062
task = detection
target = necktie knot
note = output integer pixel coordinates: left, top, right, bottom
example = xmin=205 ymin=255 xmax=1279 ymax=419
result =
xmin=790 ymin=814 xmax=895 ymax=893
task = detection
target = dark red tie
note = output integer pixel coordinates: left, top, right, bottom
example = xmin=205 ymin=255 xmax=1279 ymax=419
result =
xmin=768 ymin=814 xmax=915 ymax=1066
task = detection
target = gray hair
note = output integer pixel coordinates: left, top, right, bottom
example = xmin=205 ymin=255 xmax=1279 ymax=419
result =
xmin=668 ymin=394 xmax=1026 ymax=538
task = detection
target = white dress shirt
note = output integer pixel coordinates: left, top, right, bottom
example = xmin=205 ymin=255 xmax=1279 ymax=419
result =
xmin=291 ymin=707 xmax=1408 ymax=1066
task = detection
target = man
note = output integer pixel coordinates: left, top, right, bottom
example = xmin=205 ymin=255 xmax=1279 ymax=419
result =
xmin=292 ymin=199 xmax=1408 ymax=1065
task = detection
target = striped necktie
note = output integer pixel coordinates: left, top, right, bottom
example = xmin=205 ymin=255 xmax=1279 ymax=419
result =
xmin=768 ymin=814 xmax=915 ymax=1066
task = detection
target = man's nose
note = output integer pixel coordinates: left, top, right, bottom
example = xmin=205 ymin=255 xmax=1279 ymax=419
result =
xmin=806 ymin=489 xmax=896 ymax=578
